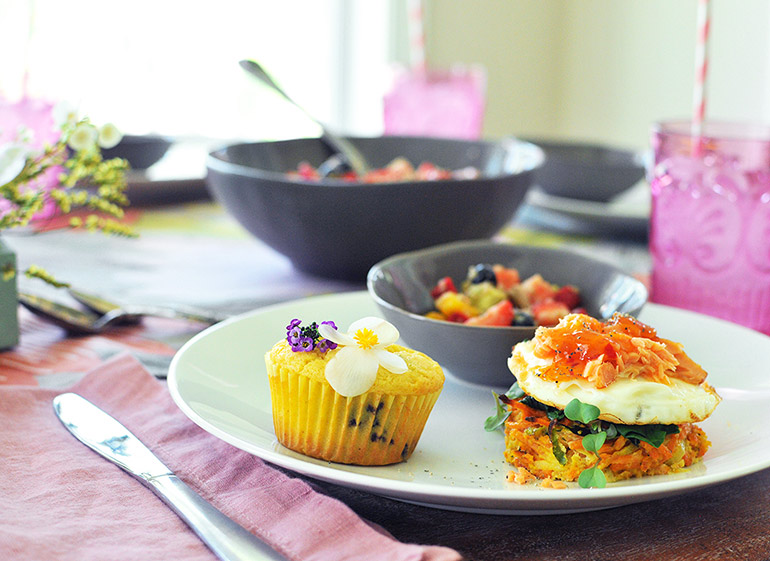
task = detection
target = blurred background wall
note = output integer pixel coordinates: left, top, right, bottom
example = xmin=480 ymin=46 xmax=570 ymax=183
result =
xmin=413 ymin=0 xmax=770 ymax=150
xmin=2 ymin=0 xmax=768 ymax=152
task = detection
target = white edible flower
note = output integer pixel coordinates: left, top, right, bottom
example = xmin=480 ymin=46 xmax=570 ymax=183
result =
xmin=68 ymin=122 xmax=98 ymax=152
xmin=318 ymin=317 xmax=407 ymax=397
xmin=15 ymin=125 xmax=34 ymax=145
xmin=97 ymin=123 xmax=122 ymax=149
xmin=0 ymin=143 xmax=30 ymax=186
xmin=52 ymin=101 xmax=78 ymax=127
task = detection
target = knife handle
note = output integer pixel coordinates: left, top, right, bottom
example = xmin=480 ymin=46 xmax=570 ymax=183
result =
xmin=146 ymin=474 xmax=287 ymax=561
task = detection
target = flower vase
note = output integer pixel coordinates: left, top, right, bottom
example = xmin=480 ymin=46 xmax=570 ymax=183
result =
xmin=0 ymin=238 xmax=19 ymax=350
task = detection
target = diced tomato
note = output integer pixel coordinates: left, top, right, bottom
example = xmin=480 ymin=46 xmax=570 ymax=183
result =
xmin=492 ymin=265 xmax=520 ymax=292
xmin=363 ymin=169 xmax=395 ymax=183
xmin=430 ymin=276 xmax=458 ymax=299
xmin=553 ymin=285 xmax=581 ymax=310
xmin=416 ymin=162 xmax=452 ymax=181
xmin=296 ymin=161 xmax=319 ymax=180
xmin=465 ymin=299 xmax=515 ymax=327
xmin=530 ymin=298 xmax=570 ymax=327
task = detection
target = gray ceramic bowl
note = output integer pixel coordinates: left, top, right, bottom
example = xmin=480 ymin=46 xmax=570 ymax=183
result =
xmin=367 ymin=240 xmax=648 ymax=388
xmin=205 ymin=136 xmax=543 ymax=280
xmin=102 ymin=134 xmax=172 ymax=170
xmin=526 ymin=139 xmax=645 ymax=202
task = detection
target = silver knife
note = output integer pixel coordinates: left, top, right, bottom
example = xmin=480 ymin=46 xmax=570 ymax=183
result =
xmin=53 ymin=392 xmax=286 ymax=561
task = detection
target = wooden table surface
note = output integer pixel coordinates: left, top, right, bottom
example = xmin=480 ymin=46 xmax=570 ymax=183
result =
xmin=313 ymin=466 xmax=770 ymax=561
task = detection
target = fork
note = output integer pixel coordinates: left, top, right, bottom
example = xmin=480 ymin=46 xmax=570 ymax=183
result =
xmin=67 ymin=288 xmax=229 ymax=326
xmin=18 ymin=291 xmax=229 ymax=335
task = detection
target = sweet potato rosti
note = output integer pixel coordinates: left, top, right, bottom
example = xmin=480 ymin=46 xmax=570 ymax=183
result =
xmin=493 ymin=313 xmax=719 ymax=487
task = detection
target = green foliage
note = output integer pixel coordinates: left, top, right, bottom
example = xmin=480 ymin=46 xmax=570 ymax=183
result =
xmin=578 ymin=465 xmax=607 ymax=489
xmin=483 ymin=391 xmax=511 ymax=431
xmin=0 ymin=117 xmax=134 ymax=286
xmin=615 ymin=423 xmax=679 ymax=448
xmin=564 ymin=398 xmax=600 ymax=424
xmin=581 ymin=431 xmax=607 ymax=454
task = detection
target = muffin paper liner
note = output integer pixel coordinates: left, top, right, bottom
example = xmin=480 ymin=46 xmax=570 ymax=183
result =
xmin=268 ymin=365 xmax=440 ymax=465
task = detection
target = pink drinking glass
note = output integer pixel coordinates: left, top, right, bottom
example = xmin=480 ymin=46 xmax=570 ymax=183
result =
xmin=649 ymin=120 xmax=770 ymax=335
xmin=383 ymin=65 xmax=486 ymax=140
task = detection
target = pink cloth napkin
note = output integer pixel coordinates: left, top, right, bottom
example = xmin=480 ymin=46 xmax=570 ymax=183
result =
xmin=0 ymin=353 xmax=462 ymax=561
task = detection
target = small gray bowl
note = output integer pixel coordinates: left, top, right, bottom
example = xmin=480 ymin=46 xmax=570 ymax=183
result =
xmin=101 ymin=134 xmax=172 ymax=170
xmin=367 ymin=240 xmax=648 ymax=388
xmin=527 ymin=139 xmax=645 ymax=202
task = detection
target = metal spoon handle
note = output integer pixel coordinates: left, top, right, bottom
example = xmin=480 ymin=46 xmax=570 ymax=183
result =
xmin=239 ymin=59 xmax=369 ymax=176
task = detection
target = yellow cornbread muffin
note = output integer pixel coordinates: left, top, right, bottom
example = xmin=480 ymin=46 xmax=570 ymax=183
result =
xmin=265 ymin=318 xmax=444 ymax=465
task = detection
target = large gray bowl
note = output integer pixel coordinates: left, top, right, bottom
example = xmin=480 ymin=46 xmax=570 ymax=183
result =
xmin=527 ymin=139 xmax=645 ymax=202
xmin=206 ymin=136 xmax=543 ymax=280
xmin=367 ymin=240 xmax=648 ymax=388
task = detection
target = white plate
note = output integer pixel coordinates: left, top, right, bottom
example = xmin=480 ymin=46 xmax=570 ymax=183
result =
xmin=520 ymin=183 xmax=650 ymax=237
xmin=168 ymin=291 xmax=770 ymax=515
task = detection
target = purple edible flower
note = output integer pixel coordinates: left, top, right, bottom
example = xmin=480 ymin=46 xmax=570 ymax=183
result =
xmin=316 ymin=338 xmax=337 ymax=352
xmin=285 ymin=318 xmax=338 ymax=353
xmin=288 ymin=338 xmax=305 ymax=352
xmin=287 ymin=326 xmax=302 ymax=343
xmin=298 ymin=336 xmax=314 ymax=351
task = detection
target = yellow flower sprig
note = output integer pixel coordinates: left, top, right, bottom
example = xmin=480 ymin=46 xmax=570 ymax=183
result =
xmin=23 ymin=265 xmax=70 ymax=288
xmin=0 ymin=112 xmax=137 ymax=286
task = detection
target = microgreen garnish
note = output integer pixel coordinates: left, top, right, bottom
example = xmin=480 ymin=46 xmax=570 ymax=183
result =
xmin=564 ymin=398 xmax=607 ymax=488
xmin=484 ymin=391 xmax=511 ymax=431
xmin=286 ymin=319 xmax=338 ymax=353
xmin=578 ymin=465 xmax=607 ymax=489
xmin=615 ymin=424 xmax=679 ymax=448
xmin=564 ymin=399 xmax=600 ymax=424
xmin=484 ymin=381 xmax=527 ymax=432
xmin=505 ymin=381 xmax=526 ymax=400
xmin=581 ymin=431 xmax=607 ymax=452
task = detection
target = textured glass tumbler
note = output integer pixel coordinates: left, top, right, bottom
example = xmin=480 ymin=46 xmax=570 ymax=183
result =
xmin=649 ymin=121 xmax=770 ymax=334
xmin=383 ymin=66 xmax=485 ymax=140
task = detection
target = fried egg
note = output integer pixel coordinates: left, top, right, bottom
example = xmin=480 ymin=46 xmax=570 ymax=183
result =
xmin=508 ymin=339 xmax=721 ymax=425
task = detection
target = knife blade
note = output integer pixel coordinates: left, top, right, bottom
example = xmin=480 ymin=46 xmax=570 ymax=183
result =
xmin=53 ymin=392 xmax=286 ymax=561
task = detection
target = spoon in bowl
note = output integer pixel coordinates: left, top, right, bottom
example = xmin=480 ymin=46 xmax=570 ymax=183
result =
xmin=239 ymin=59 xmax=370 ymax=178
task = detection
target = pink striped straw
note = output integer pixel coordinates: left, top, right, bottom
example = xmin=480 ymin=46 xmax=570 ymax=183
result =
xmin=407 ymin=0 xmax=426 ymax=73
xmin=692 ymin=0 xmax=711 ymax=139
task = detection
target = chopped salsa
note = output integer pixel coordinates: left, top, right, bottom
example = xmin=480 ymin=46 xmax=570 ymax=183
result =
xmin=289 ymin=157 xmax=480 ymax=183
xmin=426 ymin=263 xmax=584 ymax=328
